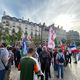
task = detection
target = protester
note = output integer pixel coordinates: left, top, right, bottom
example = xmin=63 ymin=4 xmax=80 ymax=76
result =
xmin=64 ymin=49 xmax=69 ymax=66
xmin=0 ymin=43 xmax=10 ymax=80
xmin=6 ymin=46 xmax=14 ymax=80
xmin=12 ymin=46 xmax=17 ymax=67
xmin=48 ymin=48 xmax=52 ymax=78
xmin=37 ymin=45 xmax=42 ymax=57
xmin=53 ymin=48 xmax=58 ymax=71
xmin=15 ymin=47 xmax=21 ymax=68
xmin=56 ymin=49 xmax=65 ymax=79
xmin=73 ymin=52 xmax=77 ymax=64
xmin=19 ymin=48 xmax=43 ymax=80
xmin=68 ymin=47 xmax=72 ymax=64
xmin=33 ymin=47 xmax=39 ymax=61
xmin=40 ymin=46 xmax=51 ymax=80
xmin=7 ymin=46 xmax=14 ymax=65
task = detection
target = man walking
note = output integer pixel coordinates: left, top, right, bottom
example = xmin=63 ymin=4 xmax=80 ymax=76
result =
xmin=56 ymin=49 xmax=65 ymax=79
xmin=19 ymin=48 xmax=43 ymax=80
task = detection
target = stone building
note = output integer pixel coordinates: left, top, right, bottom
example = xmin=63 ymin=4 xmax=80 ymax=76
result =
xmin=67 ymin=30 xmax=79 ymax=41
xmin=42 ymin=24 xmax=67 ymax=41
xmin=1 ymin=15 xmax=41 ymax=38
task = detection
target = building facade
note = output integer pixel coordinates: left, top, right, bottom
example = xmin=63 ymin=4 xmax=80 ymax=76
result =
xmin=42 ymin=24 xmax=67 ymax=41
xmin=50 ymin=24 xmax=67 ymax=40
xmin=67 ymin=30 xmax=79 ymax=41
xmin=1 ymin=15 xmax=41 ymax=38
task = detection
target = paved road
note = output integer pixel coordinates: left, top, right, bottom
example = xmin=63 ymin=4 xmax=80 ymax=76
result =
xmin=9 ymin=61 xmax=80 ymax=80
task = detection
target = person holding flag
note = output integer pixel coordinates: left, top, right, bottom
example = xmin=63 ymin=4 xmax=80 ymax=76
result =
xmin=69 ymin=42 xmax=77 ymax=64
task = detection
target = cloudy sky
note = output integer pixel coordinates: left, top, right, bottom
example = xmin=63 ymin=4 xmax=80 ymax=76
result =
xmin=0 ymin=0 xmax=80 ymax=32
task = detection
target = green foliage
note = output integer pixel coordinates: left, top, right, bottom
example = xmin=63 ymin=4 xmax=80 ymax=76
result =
xmin=17 ymin=27 xmax=22 ymax=41
xmin=0 ymin=24 xmax=23 ymax=45
xmin=33 ymin=36 xmax=41 ymax=45
xmin=11 ymin=28 xmax=17 ymax=44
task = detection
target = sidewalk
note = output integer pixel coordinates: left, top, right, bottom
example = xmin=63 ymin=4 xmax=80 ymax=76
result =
xmin=9 ymin=61 xmax=80 ymax=80
xmin=9 ymin=65 xmax=20 ymax=80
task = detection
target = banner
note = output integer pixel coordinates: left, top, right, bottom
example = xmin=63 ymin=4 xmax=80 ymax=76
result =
xmin=22 ymin=37 xmax=28 ymax=55
xmin=69 ymin=42 xmax=77 ymax=52
xmin=48 ymin=27 xmax=56 ymax=49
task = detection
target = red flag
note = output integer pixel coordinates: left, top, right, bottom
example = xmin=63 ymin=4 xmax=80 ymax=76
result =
xmin=48 ymin=27 xmax=56 ymax=49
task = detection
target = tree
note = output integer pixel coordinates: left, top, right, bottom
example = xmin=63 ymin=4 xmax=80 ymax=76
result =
xmin=3 ymin=27 xmax=11 ymax=45
xmin=17 ymin=27 xmax=22 ymax=41
xmin=5 ymin=27 xmax=9 ymax=34
xmin=11 ymin=28 xmax=17 ymax=44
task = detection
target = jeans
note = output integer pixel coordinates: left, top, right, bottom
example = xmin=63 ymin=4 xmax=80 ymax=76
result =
xmin=0 ymin=69 xmax=6 ymax=80
xmin=57 ymin=64 xmax=64 ymax=79
xmin=54 ymin=63 xmax=58 ymax=71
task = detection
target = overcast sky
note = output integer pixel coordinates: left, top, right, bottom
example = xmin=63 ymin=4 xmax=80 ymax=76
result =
xmin=0 ymin=0 xmax=80 ymax=32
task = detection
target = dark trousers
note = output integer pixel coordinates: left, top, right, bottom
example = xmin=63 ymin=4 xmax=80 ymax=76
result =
xmin=68 ymin=54 xmax=72 ymax=63
xmin=41 ymin=64 xmax=49 ymax=80
xmin=65 ymin=55 xmax=69 ymax=66
xmin=48 ymin=63 xmax=51 ymax=78
xmin=0 ymin=70 xmax=6 ymax=80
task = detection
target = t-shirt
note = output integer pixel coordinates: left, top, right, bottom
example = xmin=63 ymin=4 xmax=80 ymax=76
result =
xmin=20 ymin=56 xmax=40 ymax=80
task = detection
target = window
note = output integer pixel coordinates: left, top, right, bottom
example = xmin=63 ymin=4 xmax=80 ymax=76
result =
xmin=3 ymin=21 xmax=5 ymax=24
xmin=13 ymin=26 xmax=15 ymax=27
xmin=6 ymin=21 xmax=9 ymax=26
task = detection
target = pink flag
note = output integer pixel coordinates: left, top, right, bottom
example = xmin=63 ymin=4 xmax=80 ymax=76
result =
xmin=48 ymin=27 xmax=56 ymax=49
xmin=27 ymin=35 xmax=32 ymax=41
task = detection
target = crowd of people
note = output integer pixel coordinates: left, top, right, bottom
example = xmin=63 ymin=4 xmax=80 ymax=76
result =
xmin=0 ymin=43 xmax=21 ymax=80
xmin=0 ymin=42 xmax=78 ymax=80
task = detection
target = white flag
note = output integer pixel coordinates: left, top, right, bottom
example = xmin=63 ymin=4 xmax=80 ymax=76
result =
xmin=48 ymin=27 xmax=56 ymax=49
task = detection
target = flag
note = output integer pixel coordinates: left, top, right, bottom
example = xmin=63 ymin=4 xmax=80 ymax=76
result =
xmin=69 ymin=42 xmax=80 ymax=53
xmin=22 ymin=37 xmax=28 ymax=55
xmin=69 ymin=43 xmax=80 ymax=53
xmin=27 ymin=35 xmax=32 ymax=41
xmin=48 ymin=27 xmax=56 ymax=49
xmin=54 ymin=38 xmax=59 ymax=47
xmin=69 ymin=43 xmax=76 ymax=52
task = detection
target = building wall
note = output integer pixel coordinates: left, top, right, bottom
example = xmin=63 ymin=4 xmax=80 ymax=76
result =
xmin=67 ymin=30 xmax=79 ymax=41
xmin=1 ymin=15 xmax=41 ymax=38
xmin=47 ymin=24 xmax=67 ymax=41
xmin=41 ymin=25 xmax=67 ymax=42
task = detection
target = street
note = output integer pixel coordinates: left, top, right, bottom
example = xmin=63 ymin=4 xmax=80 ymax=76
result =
xmin=9 ymin=61 xmax=80 ymax=80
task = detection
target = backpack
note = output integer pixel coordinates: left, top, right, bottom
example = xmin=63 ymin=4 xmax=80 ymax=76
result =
xmin=58 ymin=54 xmax=64 ymax=63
